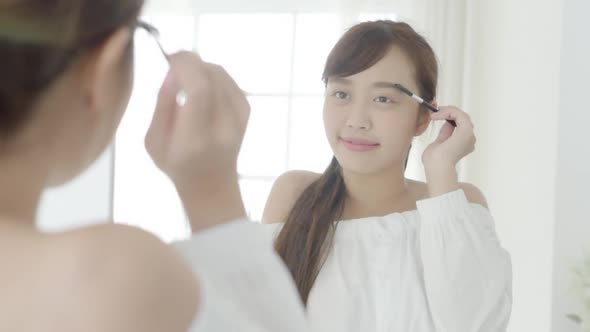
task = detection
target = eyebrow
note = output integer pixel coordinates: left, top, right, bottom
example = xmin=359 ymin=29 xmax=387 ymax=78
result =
xmin=372 ymin=82 xmax=401 ymax=91
xmin=329 ymin=78 xmax=403 ymax=91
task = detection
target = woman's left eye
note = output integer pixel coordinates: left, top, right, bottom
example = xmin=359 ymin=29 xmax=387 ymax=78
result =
xmin=374 ymin=96 xmax=395 ymax=104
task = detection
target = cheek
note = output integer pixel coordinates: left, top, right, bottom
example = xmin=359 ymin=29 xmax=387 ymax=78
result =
xmin=115 ymin=60 xmax=134 ymax=112
xmin=122 ymin=58 xmax=134 ymax=98
xmin=375 ymin=113 xmax=417 ymax=143
xmin=323 ymin=106 xmax=345 ymax=136
xmin=108 ymin=61 xmax=134 ymax=129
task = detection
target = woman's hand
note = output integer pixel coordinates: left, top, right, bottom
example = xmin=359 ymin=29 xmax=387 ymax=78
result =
xmin=145 ymin=51 xmax=250 ymax=232
xmin=422 ymin=106 xmax=476 ymax=197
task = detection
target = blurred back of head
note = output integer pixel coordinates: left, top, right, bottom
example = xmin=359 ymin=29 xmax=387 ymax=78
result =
xmin=0 ymin=0 xmax=144 ymax=139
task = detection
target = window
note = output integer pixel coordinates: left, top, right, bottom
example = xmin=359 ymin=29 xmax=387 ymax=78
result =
xmin=114 ymin=11 xmax=399 ymax=242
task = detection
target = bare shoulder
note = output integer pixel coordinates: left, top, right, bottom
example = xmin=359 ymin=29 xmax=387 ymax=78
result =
xmin=458 ymin=182 xmax=489 ymax=208
xmin=262 ymin=170 xmax=321 ymax=224
xmin=28 ymin=224 xmax=199 ymax=332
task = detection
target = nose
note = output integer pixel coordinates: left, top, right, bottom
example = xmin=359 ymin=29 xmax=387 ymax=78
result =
xmin=346 ymin=104 xmax=372 ymax=130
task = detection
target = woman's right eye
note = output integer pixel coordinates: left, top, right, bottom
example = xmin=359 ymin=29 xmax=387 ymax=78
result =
xmin=333 ymin=91 xmax=350 ymax=100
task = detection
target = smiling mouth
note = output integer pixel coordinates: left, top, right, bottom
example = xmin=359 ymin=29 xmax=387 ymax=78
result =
xmin=341 ymin=137 xmax=379 ymax=145
xmin=340 ymin=137 xmax=380 ymax=152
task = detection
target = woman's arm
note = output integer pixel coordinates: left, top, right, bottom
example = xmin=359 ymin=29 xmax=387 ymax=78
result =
xmin=144 ymin=52 xmax=309 ymax=331
xmin=174 ymin=220 xmax=309 ymax=332
xmin=417 ymin=187 xmax=512 ymax=332
xmin=420 ymin=107 xmax=511 ymax=331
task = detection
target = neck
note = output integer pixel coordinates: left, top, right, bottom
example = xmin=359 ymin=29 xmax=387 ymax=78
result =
xmin=0 ymin=146 xmax=51 ymax=225
xmin=341 ymin=163 xmax=411 ymax=212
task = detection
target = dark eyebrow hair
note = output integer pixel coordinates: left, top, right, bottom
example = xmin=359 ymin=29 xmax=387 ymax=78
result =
xmin=372 ymin=82 xmax=401 ymax=91
xmin=328 ymin=78 xmax=405 ymax=91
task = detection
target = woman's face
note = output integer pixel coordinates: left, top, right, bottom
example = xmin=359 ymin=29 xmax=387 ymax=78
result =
xmin=323 ymin=46 xmax=429 ymax=175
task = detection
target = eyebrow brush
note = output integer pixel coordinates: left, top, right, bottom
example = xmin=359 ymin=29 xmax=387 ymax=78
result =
xmin=393 ymin=83 xmax=457 ymax=127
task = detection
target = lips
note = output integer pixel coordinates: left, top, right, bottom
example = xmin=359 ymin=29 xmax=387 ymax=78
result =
xmin=340 ymin=137 xmax=379 ymax=146
xmin=340 ymin=137 xmax=380 ymax=152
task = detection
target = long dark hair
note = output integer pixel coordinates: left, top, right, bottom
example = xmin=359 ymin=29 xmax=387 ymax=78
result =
xmin=0 ymin=0 xmax=144 ymax=138
xmin=274 ymin=20 xmax=439 ymax=305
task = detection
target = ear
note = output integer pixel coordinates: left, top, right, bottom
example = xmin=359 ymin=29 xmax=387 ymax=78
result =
xmin=414 ymin=109 xmax=431 ymax=136
xmin=79 ymin=27 xmax=133 ymax=113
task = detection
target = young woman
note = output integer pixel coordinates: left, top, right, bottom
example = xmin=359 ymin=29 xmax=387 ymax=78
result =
xmin=0 ymin=1 xmax=307 ymax=331
xmin=263 ymin=20 xmax=512 ymax=331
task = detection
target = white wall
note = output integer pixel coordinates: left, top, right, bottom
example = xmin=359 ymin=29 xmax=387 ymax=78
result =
xmin=36 ymin=148 xmax=113 ymax=232
xmin=552 ymin=0 xmax=590 ymax=330
xmin=463 ymin=0 xmax=563 ymax=331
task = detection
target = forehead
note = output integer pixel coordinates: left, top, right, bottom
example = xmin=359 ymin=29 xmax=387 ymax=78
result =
xmin=328 ymin=46 xmax=418 ymax=92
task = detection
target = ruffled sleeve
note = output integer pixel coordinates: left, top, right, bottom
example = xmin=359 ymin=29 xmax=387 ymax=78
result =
xmin=173 ymin=220 xmax=309 ymax=332
xmin=417 ymin=190 xmax=512 ymax=332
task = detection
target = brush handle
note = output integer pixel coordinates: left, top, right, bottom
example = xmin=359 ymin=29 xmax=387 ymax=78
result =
xmin=393 ymin=83 xmax=457 ymax=127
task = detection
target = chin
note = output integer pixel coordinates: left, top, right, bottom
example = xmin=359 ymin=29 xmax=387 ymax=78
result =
xmin=334 ymin=147 xmax=407 ymax=176
xmin=46 ymin=163 xmax=90 ymax=188
xmin=47 ymin=149 xmax=104 ymax=188
xmin=334 ymin=153 xmax=386 ymax=175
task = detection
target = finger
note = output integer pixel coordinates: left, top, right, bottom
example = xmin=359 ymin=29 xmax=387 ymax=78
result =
xmin=431 ymin=106 xmax=473 ymax=130
xmin=209 ymin=64 xmax=250 ymax=128
xmin=206 ymin=64 xmax=248 ymax=145
xmin=207 ymin=64 xmax=228 ymax=129
xmin=146 ymin=70 xmax=178 ymax=149
xmin=167 ymin=51 xmax=203 ymax=69
xmin=166 ymin=52 xmax=208 ymax=98
xmin=435 ymin=121 xmax=455 ymax=143
xmin=167 ymin=52 xmax=214 ymax=133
